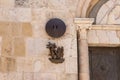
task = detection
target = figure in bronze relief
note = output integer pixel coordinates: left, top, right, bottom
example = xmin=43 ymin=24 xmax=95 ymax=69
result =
xmin=46 ymin=42 xmax=64 ymax=64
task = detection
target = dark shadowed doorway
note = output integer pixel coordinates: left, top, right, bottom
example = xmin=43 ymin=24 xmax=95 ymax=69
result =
xmin=89 ymin=47 xmax=120 ymax=80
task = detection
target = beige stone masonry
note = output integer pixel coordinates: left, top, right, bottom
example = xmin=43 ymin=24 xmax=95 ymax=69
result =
xmin=88 ymin=25 xmax=120 ymax=46
xmin=0 ymin=22 xmax=33 ymax=57
xmin=74 ymin=18 xmax=94 ymax=80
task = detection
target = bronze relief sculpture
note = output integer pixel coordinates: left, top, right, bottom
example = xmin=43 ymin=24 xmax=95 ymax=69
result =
xmin=46 ymin=42 xmax=65 ymax=64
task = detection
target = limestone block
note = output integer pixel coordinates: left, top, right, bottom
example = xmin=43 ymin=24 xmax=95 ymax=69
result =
xmin=116 ymin=30 xmax=120 ymax=39
xmin=0 ymin=8 xmax=31 ymax=22
xmin=31 ymin=23 xmax=48 ymax=38
xmin=69 ymin=38 xmax=77 ymax=57
xmin=2 ymin=36 xmax=13 ymax=56
xmin=65 ymin=0 xmax=79 ymax=10
xmin=116 ymin=0 xmax=120 ymax=4
xmin=44 ymin=56 xmax=65 ymax=73
xmin=34 ymin=73 xmax=56 ymax=80
xmin=65 ymin=57 xmax=77 ymax=73
xmin=24 ymin=72 xmax=34 ymax=80
xmin=57 ymin=38 xmax=77 ymax=57
xmin=0 ymin=57 xmax=16 ymax=72
xmin=15 ymin=8 xmax=31 ymax=22
xmin=16 ymin=58 xmax=33 ymax=72
xmin=16 ymin=57 xmax=25 ymax=72
xmin=10 ymin=23 xmax=22 ymax=37
xmin=57 ymin=73 xmax=77 ymax=80
xmin=15 ymin=0 xmax=29 ymax=7
xmin=106 ymin=31 xmax=120 ymax=44
xmin=57 ymin=73 xmax=67 ymax=80
xmin=33 ymin=58 xmax=45 ymax=72
xmin=0 ymin=73 xmax=7 ymax=80
xmin=17 ymin=72 xmax=24 ymax=80
xmin=14 ymin=37 xmax=25 ymax=57
xmin=0 ymin=22 xmax=10 ymax=36
xmin=31 ymin=9 xmax=47 ymax=23
xmin=7 ymin=72 xmax=17 ymax=80
xmin=22 ymin=23 xmax=32 ymax=37
xmin=26 ymin=38 xmax=49 ymax=56
xmin=96 ymin=30 xmax=109 ymax=44
xmin=35 ymin=38 xmax=48 ymax=56
xmin=0 ymin=37 xmax=2 ymax=56
xmin=0 ymin=0 xmax=14 ymax=7
xmin=24 ymin=58 xmax=33 ymax=72
xmin=31 ymin=22 xmax=53 ymax=39
xmin=88 ymin=30 xmax=99 ymax=44
xmin=30 ymin=0 xmax=47 ymax=8
xmin=47 ymin=0 xmax=66 ymax=9
xmin=66 ymin=74 xmax=77 ymax=80
xmin=25 ymin=38 xmax=35 ymax=56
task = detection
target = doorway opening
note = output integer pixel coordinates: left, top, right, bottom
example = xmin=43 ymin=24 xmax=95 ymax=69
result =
xmin=89 ymin=47 xmax=120 ymax=80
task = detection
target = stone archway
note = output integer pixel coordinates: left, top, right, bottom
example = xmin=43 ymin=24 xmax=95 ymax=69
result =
xmin=87 ymin=0 xmax=120 ymax=24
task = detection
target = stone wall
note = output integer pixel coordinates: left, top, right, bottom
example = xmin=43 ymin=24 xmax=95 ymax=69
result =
xmin=0 ymin=0 xmax=78 ymax=80
xmin=1 ymin=0 xmax=120 ymax=80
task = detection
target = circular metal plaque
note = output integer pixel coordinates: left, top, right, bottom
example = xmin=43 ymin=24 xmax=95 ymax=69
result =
xmin=46 ymin=18 xmax=66 ymax=38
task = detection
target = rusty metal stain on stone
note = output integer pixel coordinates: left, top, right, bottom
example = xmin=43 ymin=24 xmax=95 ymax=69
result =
xmin=45 ymin=18 xmax=66 ymax=38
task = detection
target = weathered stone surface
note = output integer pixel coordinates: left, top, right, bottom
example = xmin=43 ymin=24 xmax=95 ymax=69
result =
xmin=0 ymin=37 xmax=2 ymax=56
xmin=16 ymin=57 xmax=33 ymax=72
xmin=24 ymin=58 xmax=33 ymax=72
xmin=88 ymin=30 xmax=120 ymax=46
xmin=65 ymin=58 xmax=77 ymax=73
xmin=57 ymin=73 xmax=77 ymax=80
xmin=0 ymin=72 xmax=7 ymax=80
xmin=2 ymin=36 xmax=13 ymax=56
xmin=96 ymin=30 xmax=109 ymax=44
xmin=0 ymin=8 xmax=31 ymax=22
xmin=57 ymin=73 xmax=67 ymax=80
xmin=22 ymin=23 xmax=32 ymax=37
xmin=25 ymin=38 xmax=35 ymax=56
xmin=16 ymin=57 xmax=25 ymax=72
xmin=66 ymin=74 xmax=78 ymax=80
xmin=116 ymin=30 xmax=120 ymax=39
xmin=17 ymin=72 xmax=24 ymax=80
xmin=11 ymin=23 xmax=22 ymax=37
xmin=0 ymin=57 xmax=16 ymax=72
xmin=44 ymin=56 xmax=65 ymax=73
xmin=26 ymin=38 xmax=49 ymax=56
xmin=34 ymin=73 xmax=57 ymax=80
xmin=106 ymin=30 xmax=120 ymax=44
xmin=88 ymin=30 xmax=99 ymax=44
xmin=24 ymin=72 xmax=34 ymax=80
xmin=0 ymin=0 xmax=14 ymax=7
xmin=0 ymin=22 xmax=10 ymax=36
xmin=57 ymin=38 xmax=77 ymax=58
xmin=15 ymin=0 xmax=29 ymax=7
xmin=7 ymin=72 xmax=17 ymax=80
xmin=30 ymin=0 xmax=47 ymax=8
xmin=33 ymin=58 xmax=45 ymax=72
xmin=14 ymin=37 xmax=25 ymax=57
